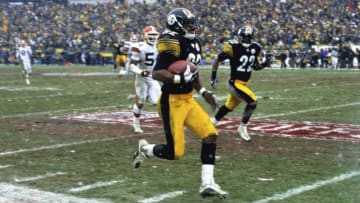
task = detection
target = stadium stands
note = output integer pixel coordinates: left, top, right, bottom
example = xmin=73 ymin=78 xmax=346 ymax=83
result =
xmin=0 ymin=0 xmax=359 ymax=67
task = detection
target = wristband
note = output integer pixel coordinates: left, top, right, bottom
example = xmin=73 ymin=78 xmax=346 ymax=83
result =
xmin=173 ymin=74 xmax=181 ymax=84
xmin=199 ymin=87 xmax=207 ymax=96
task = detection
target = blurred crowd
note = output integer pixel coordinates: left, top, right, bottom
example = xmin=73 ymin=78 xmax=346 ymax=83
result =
xmin=0 ymin=0 xmax=359 ymax=67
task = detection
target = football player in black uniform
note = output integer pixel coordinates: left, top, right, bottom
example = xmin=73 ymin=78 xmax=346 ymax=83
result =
xmin=132 ymin=8 xmax=228 ymax=198
xmin=112 ymin=40 xmax=126 ymax=74
xmin=210 ymin=25 xmax=272 ymax=142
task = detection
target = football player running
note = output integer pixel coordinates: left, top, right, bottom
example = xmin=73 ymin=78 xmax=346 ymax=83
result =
xmin=112 ymin=40 xmax=127 ymax=75
xmin=210 ymin=25 xmax=273 ymax=142
xmin=132 ymin=8 xmax=228 ymax=198
xmin=130 ymin=26 xmax=161 ymax=133
xmin=16 ymin=40 xmax=33 ymax=85
xmin=120 ymin=33 xmax=138 ymax=76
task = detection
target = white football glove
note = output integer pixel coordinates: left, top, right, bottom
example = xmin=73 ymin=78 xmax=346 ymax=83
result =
xmin=183 ymin=64 xmax=198 ymax=83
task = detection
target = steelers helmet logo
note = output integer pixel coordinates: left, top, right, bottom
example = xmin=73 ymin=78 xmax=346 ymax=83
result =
xmin=167 ymin=14 xmax=177 ymax=25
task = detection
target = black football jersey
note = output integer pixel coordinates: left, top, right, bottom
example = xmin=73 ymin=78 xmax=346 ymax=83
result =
xmin=154 ymin=31 xmax=202 ymax=94
xmin=113 ymin=41 xmax=126 ymax=55
xmin=220 ymin=40 xmax=262 ymax=82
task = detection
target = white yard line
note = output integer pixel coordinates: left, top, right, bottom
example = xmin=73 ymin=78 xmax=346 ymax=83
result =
xmin=0 ymin=92 xmax=106 ymax=101
xmin=137 ymin=191 xmax=186 ymax=203
xmin=0 ymin=165 xmax=13 ymax=169
xmin=214 ymin=81 xmax=360 ymax=102
xmin=0 ymin=131 xmax=160 ymax=156
xmin=0 ymin=131 xmax=161 ymax=203
xmin=14 ymin=172 xmax=66 ymax=183
xmin=256 ymin=81 xmax=360 ymax=94
xmin=40 ymin=72 xmax=115 ymax=76
xmin=0 ymin=86 xmax=63 ymax=91
xmin=68 ymin=179 xmax=125 ymax=193
xmin=0 ymin=88 xmax=133 ymax=101
xmin=0 ymin=105 xmax=126 ymax=119
xmin=0 ymin=137 xmax=117 ymax=156
xmin=255 ymin=102 xmax=360 ymax=119
xmin=253 ymin=171 xmax=360 ymax=203
xmin=0 ymin=182 xmax=111 ymax=203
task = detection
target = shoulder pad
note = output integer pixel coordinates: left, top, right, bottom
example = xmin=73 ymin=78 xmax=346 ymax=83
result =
xmin=157 ymin=35 xmax=180 ymax=57
xmin=228 ymin=39 xmax=239 ymax=44
xmin=223 ymin=41 xmax=233 ymax=57
xmin=162 ymin=30 xmax=178 ymax=37
xmin=137 ymin=42 xmax=146 ymax=47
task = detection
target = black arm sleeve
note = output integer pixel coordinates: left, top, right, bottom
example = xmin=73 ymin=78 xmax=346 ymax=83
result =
xmin=153 ymin=52 xmax=178 ymax=71
xmin=217 ymin=52 xmax=228 ymax=62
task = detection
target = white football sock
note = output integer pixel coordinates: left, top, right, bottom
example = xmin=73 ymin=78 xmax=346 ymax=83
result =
xmin=142 ymin=144 xmax=155 ymax=157
xmin=201 ymin=164 xmax=215 ymax=185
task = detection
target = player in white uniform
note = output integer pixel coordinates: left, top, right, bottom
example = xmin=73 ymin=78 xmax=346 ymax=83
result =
xmin=16 ymin=40 xmax=32 ymax=85
xmin=130 ymin=26 xmax=161 ymax=133
xmin=119 ymin=33 xmax=138 ymax=76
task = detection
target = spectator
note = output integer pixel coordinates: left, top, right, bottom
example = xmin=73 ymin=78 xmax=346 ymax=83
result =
xmin=330 ymin=48 xmax=339 ymax=69
xmin=319 ymin=48 xmax=328 ymax=68
xmin=1 ymin=48 xmax=10 ymax=64
xmin=288 ymin=48 xmax=297 ymax=68
xmin=0 ymin=1 xmax=358 ymax=65
xmin=310 ymin=48 xmax=319 ymax=68
xmin=280 ymin=50 xmax=287 ymax=69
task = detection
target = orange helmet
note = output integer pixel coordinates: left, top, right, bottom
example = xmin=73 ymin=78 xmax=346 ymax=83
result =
xmin=142 ymin=26 xmax=159 ymax=45
xmin=129 ymin=33 xmax=138 ymax=42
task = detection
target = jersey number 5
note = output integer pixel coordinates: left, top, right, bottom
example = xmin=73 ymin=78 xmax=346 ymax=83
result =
xmin=145 ymin=52 xmax=155 ymax=66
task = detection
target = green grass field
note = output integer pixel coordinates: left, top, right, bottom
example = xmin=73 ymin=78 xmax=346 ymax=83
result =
xmin=0 ymin=64 xmax=359 ymax=203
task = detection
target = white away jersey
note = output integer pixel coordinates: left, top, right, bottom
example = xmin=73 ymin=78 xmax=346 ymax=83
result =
xmin=16 ymin=46 xmax=32 ymax=62
xmin=130 ymin=42 xmax=158 ymax=72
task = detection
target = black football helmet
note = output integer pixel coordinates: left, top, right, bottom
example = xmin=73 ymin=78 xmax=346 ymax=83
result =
xmin=166 ymin=8 xmax=198 ymax=39
xmin=237 ymin=25 xmax=254 ymax=47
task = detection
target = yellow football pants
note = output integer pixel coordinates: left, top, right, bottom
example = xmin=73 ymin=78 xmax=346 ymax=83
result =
xmin=225 ymin=79 xmax=257 ymax=110
xmin=157 ymin=92 xmax=218 ymax=160
xmin=115 ymin=54 xmax=126 ymax=67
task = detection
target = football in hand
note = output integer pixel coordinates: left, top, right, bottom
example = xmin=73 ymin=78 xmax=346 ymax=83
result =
xmin=168 ymin=60 xmax=197 ymax=74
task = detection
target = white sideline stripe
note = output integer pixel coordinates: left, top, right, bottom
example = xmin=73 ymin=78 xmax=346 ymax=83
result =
xmin=0 ymin=105 xmax=127 ymax=119
xmin=0 ymin=92 xmax=107 ymax=101
xmin=14 ymin=172 xmax=66 ymax=183
xmin=0 ymin=131 xmax=160 ymax=156
xmin=255 ymin=102 xmax=360 ymax=119
xmin=137 ymin=191 xmax=186 ymax=203
xmin=0 ymin=87 xmax=133 ymax=101
xmin=68 ymin=180 xmax=124 ymax=193
xmin=0 ymin=182 xmax=111 ymax=203
xmin=253 ymin=171 xmax=360 ymax=203
xmin=0 ymin=165 xmax=13 ymax=169
xmin=0 ymin=86 xmax=63 ymax=91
